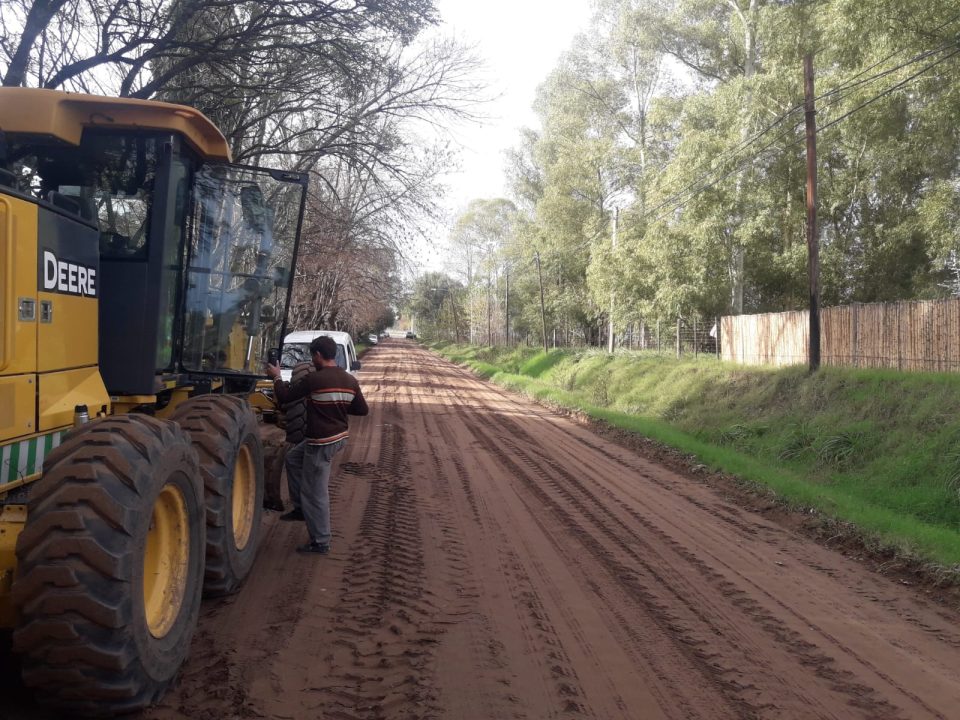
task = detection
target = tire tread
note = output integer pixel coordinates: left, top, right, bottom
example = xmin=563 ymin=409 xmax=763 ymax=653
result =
xmin=12 ymin=414 xmax=204 ymax=717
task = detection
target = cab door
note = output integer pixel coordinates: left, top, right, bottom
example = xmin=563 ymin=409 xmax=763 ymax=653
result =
xmin=0 ymin=192 xmax=39 ymax=443
xmin=35 ymin=206 xmax=108 ymax=431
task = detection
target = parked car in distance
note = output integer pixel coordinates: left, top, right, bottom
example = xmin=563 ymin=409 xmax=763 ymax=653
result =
xmin=405 ymin=330 xmax=415 ymax=339
xmin=368 ymin=334 xmax=379 ymax=345
xmin=280 ymin=330 xmax=360 ymax=381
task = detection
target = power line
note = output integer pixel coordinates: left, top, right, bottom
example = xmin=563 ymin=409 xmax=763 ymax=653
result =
xmin=645 ymin=120 xmax=806 ymax=227
xmin=816 ymin=9 xmax=960 ymax=102
xmin=819 ymin=47 xmax=960 ymax=132
xmin=645 ymin=39 xmax=960 ymax=223
xmin=642 ymin=42 xmax=960 ymax=226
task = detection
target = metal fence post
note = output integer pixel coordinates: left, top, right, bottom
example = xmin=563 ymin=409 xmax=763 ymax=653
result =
xmin=716 ymin=317 xmax=721 ymax=361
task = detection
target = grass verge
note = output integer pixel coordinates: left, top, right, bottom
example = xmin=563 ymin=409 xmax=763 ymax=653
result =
xmin=429 ymin=341 xmax=960 ymax=570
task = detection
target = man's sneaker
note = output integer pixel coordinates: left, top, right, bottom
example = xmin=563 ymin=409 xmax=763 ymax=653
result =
xmin=279 ymin=508 xmax=304 ymax=522
xmin=296 ymin=541 xmax=329 ymax=554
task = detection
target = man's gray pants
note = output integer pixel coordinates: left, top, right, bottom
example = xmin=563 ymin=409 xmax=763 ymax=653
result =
xmin=285 ymin=439 xmax=346 ymax=545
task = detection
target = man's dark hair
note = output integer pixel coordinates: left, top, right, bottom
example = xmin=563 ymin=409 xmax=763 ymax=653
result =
xmin=310 ymin=335 xmax=338 ymax=360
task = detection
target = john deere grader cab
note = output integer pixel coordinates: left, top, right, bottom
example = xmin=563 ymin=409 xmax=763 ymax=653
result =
xmin=0 ymin=88 xmax=306 ymax=714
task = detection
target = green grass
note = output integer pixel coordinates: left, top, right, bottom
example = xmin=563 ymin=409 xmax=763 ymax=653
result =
xmin=428 ymin=341 xmax=960 ymax=567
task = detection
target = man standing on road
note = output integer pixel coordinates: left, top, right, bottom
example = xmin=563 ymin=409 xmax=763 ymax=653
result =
xmin=266 ymin=336 xmax=368 ymax=554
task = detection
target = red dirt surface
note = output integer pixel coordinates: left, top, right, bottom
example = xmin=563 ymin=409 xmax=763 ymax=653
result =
xmin=6 ymin=339 xmax=960 ymax=719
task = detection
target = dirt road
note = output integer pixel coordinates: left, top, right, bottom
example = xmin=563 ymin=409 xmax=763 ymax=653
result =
xmin=7 ymin=339 xmax=960 ymax=719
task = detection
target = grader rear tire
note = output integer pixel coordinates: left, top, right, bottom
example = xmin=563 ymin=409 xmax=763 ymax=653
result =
xmin=171 ymin=395 xmax=264 ymax=596
xmin=12 ymin=415 xmax=205 ymax=717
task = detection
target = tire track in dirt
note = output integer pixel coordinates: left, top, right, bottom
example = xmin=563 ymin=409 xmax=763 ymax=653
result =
xmin=421 ymin=347 xmax=959 ymax=719
xmin=433 ymin=417 xmax=483 ymax=525
xmin=397 ymin=347 xmax=620 ymax=719
xmin=392 ymin=351 xmax=625 ymax=712
xmin=413 ymin=408 xmax=525 ymax=718
xmin=377 ymin=349 xmax=530 ymax=716
xmin=446 ymin=394 xmax=742 ymax=720
xmin=503 ymin=433 xmax=904 ymax=718
xmin=418 ymin=361 xmax=715 ymax=719
xmin=510 ymin=414 xmax=916 ymax=718
xmin=486 ymin=410 xmax=957 ymax=719
xmin=308 ymin=421 xmax=443 ymax=720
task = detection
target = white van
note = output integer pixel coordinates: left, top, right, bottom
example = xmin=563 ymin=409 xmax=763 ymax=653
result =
xmin=280 ymin=330 xmax=360 ymax=381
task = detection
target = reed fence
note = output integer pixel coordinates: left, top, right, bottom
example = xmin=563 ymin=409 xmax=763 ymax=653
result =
xmin=721 ymin=298 xmax=960 ymax=372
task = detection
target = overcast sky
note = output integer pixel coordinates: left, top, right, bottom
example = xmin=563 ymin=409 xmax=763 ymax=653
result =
xmin=431 ymin=0 xmax=594 ymax=225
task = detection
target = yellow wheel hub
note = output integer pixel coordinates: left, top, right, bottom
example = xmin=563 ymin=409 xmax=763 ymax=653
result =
xmin=143 ymin=483 xmax=190 ymax=638
xmin=232 ymin=443 xmax=255 ymax=551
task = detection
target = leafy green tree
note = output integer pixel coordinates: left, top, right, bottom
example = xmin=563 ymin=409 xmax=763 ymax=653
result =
xmin=408 ymin=272 xmax=467 ymax=341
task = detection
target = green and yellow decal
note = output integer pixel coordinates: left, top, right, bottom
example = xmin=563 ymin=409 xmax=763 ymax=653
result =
xmin=1 ymin=429 xmax=67 ymax=488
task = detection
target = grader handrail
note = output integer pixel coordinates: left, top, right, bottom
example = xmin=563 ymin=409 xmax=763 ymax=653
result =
xmin=0 ymin=196 xmax=13 ymax=372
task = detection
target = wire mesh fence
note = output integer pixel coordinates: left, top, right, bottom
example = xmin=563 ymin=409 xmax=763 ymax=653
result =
xmin=456 ymin=314 xmax=722 ymax=360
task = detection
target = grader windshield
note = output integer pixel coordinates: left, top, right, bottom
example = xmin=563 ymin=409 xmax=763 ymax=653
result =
xmin=181 ymin=165 xmax=305 ymax=374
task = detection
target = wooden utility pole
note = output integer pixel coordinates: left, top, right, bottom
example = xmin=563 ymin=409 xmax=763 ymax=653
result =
xmin=504 ymin=267 xmax=510 ymax=347
xmin=486 ymin=274 xmax=492 ymax=346
xmin=535 ymin=252 xmax=548 ymax=353
xmin=449 ymin=284 xmax=461 ymax=343
xmin=608 ymin=207 xmax=619 ymax=353
xmin=804 ymin=53 xmax=821 ymax=371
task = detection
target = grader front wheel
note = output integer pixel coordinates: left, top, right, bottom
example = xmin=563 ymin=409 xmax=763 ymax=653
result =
xmin=171 ymin=395 xmax=264 ymax=596
xmin=12 ymin=415 xmax=206 ymax=717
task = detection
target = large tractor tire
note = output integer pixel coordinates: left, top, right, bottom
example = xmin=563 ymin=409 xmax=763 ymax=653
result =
xmin=282 ymin=362 xmax=314 ymax=443
xmin=171 ymin=395 xmax=264 ymax=596
xmin=12 ymin=415 xmax=205 ymax=716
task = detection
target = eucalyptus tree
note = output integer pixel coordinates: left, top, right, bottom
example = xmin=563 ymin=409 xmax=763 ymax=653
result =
xmin=503 ymin=35 xmax=637 ymax=345
xmin=811 ymin=0 xmax=960 ymax=304
xmin=447 ymin=198 xmax=519 ymax=343
xmin=448 ymin=198 xmax=517 ymax=285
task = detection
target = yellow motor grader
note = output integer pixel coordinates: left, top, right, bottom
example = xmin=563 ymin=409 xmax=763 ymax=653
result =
xmin=0 ymin=88 xmax=306 ymax=715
